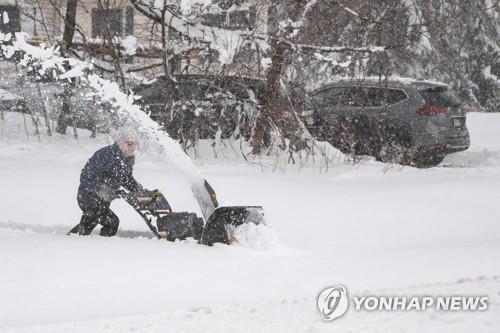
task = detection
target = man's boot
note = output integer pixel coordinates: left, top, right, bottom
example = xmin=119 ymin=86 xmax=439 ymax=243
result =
xmin=78 ymin=213 xmax=99 ymax=235
xmin=99 ymin=211 xmax=119 ymax=236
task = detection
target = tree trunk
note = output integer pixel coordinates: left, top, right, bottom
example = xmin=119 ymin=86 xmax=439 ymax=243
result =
xmin=251 ymin=38 xmax=289 ymax=154
xmin=56 ymin=0 xmax=78 ymax=135
xmin=56 ymin=83 xmax=73 ymax=135
xmin=97 ymin=0 xmax=127 ymax=90
xmin=251 ymin=0 xmax=309 ymax=154
xmin=36 ymin=82 xmax=53 ymax=136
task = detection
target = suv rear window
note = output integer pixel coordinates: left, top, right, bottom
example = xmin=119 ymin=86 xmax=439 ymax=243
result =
xmin=386 ymin=89 xmax=407 ymax=104
xmin=420 ymin=87 xmax=461 ymax=107
xmin=365 ymin=87 xmax=407 ymax=106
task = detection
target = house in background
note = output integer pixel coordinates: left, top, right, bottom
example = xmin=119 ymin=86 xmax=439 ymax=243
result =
xmin=0 ymin=2 xmax=21 ymax=35
xmin=1 ymin=0 xmax=271 ymax=78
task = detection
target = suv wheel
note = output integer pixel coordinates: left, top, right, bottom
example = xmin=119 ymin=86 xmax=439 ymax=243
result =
xmin=377 ymin=142 xmax=406 ymax=164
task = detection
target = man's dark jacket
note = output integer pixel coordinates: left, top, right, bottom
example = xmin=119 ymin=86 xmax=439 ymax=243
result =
xmin=78 ymin=143 xmax=141 ymax=200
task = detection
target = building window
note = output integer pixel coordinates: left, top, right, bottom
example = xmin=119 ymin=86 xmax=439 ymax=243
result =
xmin=230 ymin=6 xmax=256 ymax=30
xmin=214 ymin=0 xmax=239 ymax=10
xmin=92 ymin=7 xmax=134 ymax=38
xmin=201 ymin=13 xmax=226 ymax=28
xmin=228 ymin=10 xmax=249 ymax=30
xmin=267 ymin=4 xmax=278 ymax=35
xmin=201 ymin=4 xmax=256 ymax=30
xmin=125 ymin=7 xmax=134 ymax=36
xmin=0 ymin=6 xmax=21 ymax=34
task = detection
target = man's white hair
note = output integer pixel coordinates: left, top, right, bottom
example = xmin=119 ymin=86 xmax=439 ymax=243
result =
xmin=112 ymin=126 xmax=139 ymax=144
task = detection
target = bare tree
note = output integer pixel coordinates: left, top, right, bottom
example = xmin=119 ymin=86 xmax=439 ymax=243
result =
xmin=251 ymin=0 xmax=313 ymax=154
xmin=55 ymin=0 xmax=78 ymax=135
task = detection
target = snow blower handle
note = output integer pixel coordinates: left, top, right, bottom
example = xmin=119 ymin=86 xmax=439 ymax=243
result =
xmin=115 ymin=188 xmax=158 ymax=202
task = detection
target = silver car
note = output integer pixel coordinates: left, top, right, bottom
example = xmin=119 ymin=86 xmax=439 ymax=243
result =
xmin=0 ymin=88 xmax=27 ymax=114
xmin=304 ymin=78 xmax=470 ymax=167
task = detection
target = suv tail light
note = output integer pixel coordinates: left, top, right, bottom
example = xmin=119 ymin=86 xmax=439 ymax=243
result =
xmin=418 ymin=86 xmax=460 ymax=116
xmin=417 ymin=105 xmax=447 ymax=115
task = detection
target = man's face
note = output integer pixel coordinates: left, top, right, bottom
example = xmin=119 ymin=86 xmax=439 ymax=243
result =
xmin=118 ymin=140 xmax=137 ymax=157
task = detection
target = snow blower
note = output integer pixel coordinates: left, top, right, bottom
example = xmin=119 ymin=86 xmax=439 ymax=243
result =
xmin=123 ymin=187 xmax=265 ymax=246
xmin=69 ymin=185 xmax=265 ymax=246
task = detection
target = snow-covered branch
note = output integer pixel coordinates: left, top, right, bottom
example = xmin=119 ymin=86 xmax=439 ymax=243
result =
xmin=130 ymin=0 xmax=266 ymax=64
xmin=288 ymin=41 xmax=387 ymax=54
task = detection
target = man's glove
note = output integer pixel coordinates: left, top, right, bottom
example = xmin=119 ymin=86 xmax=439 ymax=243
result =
xmin=97 ymin=186 xmax=120 ymax=202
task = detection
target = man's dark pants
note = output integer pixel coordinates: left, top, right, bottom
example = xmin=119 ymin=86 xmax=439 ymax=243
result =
xmin=77 ymin=190 xmax=119 ymax=236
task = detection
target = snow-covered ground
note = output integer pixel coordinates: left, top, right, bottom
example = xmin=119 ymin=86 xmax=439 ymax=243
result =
xmin=0 ymin=112 xmax=499 ymax=332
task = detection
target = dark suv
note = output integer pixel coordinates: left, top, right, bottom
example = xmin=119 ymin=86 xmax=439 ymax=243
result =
xmin=304 ymin=78 xmax=470 ymax=167
xmin=133 ymin=75 xmax=266 ymax=143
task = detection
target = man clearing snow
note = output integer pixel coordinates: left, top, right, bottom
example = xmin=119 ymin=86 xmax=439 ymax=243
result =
xmin=72 ymin=128 xmax=145 ymax=236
